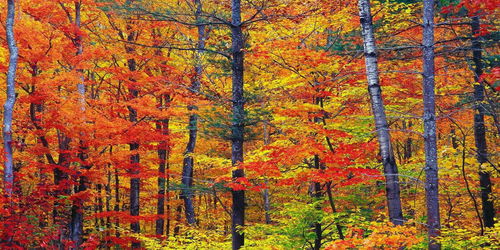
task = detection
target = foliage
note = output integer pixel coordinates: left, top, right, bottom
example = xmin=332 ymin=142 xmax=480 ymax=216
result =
xmin=0 ymin=0 xmax=498 ymax=249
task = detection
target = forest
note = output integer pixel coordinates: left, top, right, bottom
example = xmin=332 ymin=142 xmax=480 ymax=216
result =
xmin=0 ymin=0 xmax=498 ymax=249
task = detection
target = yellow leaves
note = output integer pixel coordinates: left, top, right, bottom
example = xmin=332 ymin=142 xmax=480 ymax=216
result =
xmin=0 ymin=46 xmax=7 ymax=66
xmin=128 ymin=226 xmax=231 ymax=249
xmin=374 ymin=0 xmax=421 ymax=34
xmin=439 ymin=224 xmax=500 ymax=249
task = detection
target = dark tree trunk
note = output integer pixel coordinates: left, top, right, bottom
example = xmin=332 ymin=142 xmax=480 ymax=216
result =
xmin=114 ymin=164 xmax=120 ymax=238
xmin=231 ymin=0 xmax=245 ymax=248
xmin=69 ymin=176 xmax=86 ymax=247
xmin=313 ymin=155 xmax=322 ymax=250
xmin=156 ymin=97 xmax=169 ymax=235
xmin=326 ymin=182 xmax=344 ymax=239
xmin=358 ymin=0 xmax=404 ymax=225
xmin=422 ymin=0 xmax=441 ymax=248
xmin=181 ymin=0 xmax=206 ymax=225
xmin=3 ymin=0 xmax=18 ymax=198
xmin=105 ymin=164 xmax=112 ymax=235
xmin=129 ymin=100 xmax=140 ymax=247
xmin=97 ymin=184 xmax=104 ymax=227
xmin=263 ymin=119 xmax=271 ymax=224
xmin=404 ymin=121 xmax=413 ymax=159
xmin=126 ymin=25 xmax=141 ymax=247
xmin=166 ymin=155 xmax=171 ymax=237
xmin=471 ymin=16 xmax=495 ymax=229
xmin=54 ymin=132 xmax=71 ymax=228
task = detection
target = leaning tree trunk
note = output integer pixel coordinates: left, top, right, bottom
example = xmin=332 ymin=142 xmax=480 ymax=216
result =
xmin=358 ymin=0 xmax=404 ymax=225
xmin=181 ymin=0 xmax=206 ymax=225
xmin=231 ymin=0 xmax=246 ymax=249
xmin=471 ymin=16 xmax=495 ymax=229
xmin=422 ymin=0 xmax=441 ymax=249
xmin=3 ymin=0 xmax=18 ymax=198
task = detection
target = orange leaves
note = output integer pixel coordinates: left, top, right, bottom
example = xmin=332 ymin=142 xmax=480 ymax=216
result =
xmin=2 ymin=0 xmax=497 ymax=248
xmin=243 ymin=160 xmax=282 ymax=177
xmin=59 ymin=23 xmax=87 ymax=42
xmin=287 ymin=167 xmax=381 ymax=186
xmin=326 ymin=222 xmax=423 ymax=249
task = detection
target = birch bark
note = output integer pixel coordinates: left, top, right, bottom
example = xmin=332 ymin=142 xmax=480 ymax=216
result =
xmin=358 ymin=0 xmax=404 ymax=225
xmin=3 ymin=0 xmax=19 ymax=198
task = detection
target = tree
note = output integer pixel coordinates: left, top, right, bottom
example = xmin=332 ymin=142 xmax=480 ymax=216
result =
xmin=470 ymin=15 xmax=495 ymax=229
xmin=3 ymin=0 xmax=18 ymax=198
xmin=69 ymin=1 xmax=87 ymax=245
xmin=422 ymin=0 xmax=441 ymax=248
xmin=1 ymin=0 xmax=498 ymax=249
xmin=230 ymin=0 xmax=245 ymax=248
xmin=358 ymin=0 xmax=404 ymax=226
xmin=180 ymin=0 xmax=206 ymax=226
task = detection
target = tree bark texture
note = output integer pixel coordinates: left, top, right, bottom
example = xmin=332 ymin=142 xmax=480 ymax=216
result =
xmin=181 ymin=0 xmax=206 ymax=226
xmin=156 ymin=98 xmax=169 ymax=235
xmin=69 ymin=2 xmax=87 ymax=245
xmin=471 ymin=16 xmax=495 ymax=229
xmin=231 ymin=0 xmax=245 ymax=248
xmin=126 ymin=21 xmax=141 ymax=248
xmin=3 ymin=0 xmax=19 ymax=198
xmin=422 ymin=0 xmax=441 ymax=248
xmin=358 ymin=0 xmax=404 ymax=225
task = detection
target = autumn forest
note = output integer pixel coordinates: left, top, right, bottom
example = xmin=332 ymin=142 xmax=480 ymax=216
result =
xmin=0 ymin=0 xmax=498 ymax=249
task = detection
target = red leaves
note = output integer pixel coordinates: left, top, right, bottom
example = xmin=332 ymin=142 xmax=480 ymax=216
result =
xmin=69 ymin=190 xmax=92 ymax=202
xmin=323 ymin=142 xmax=377 ymax=165
xmin=274 ymin=167 xmax=381 ymax=188
xmin=440 ymin=0 xmax=498 ymax=16
xmin=225 ymin=177 xmax=252 ymax=191
xmin=482 ymin=67 xmax=500 ymax=91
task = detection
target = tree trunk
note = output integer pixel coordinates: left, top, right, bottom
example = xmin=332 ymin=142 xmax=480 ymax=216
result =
xmin=166 ymin=154 xmax=171 ymax=237
xmin=422 ymin=0 xmax=441 ymax=248
xmin=471 ymin=16 xmax=495 ymax=229
xmin=181 ymin=0 xmax=205 ymax=226
xmin=54 ymin=130 xmax=70 ymax=233
xmin=156 ymin=98 xmax=169 ymax=235
xmin=358 ymin=0 xmax=404 ymax=225
xmin=126 ymin=25 xmax=141 ymax=248
xmin=105 ymin=164 xmax=112 ymax=236
xmin=263 ymin=119 xmax=271 ymax=224
xmin=231 ymin=0 xmax=245 ymax=248
xmin=312 ymin=155 xmax=322 ymax=250
xmin=404 ymin=121 xmax=413 ymax=159
xmin=326 ymin=182 xmax=344 ymax=239
xmin=114 ymin=162 xmax=121 ymax=238
xmin=69 ymin=177 xmax=86 ymax=247
xmin=69 ymin=2 xmax=87 ymax=245
xmin=3 ymin=0 xmax=18 ymax=198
